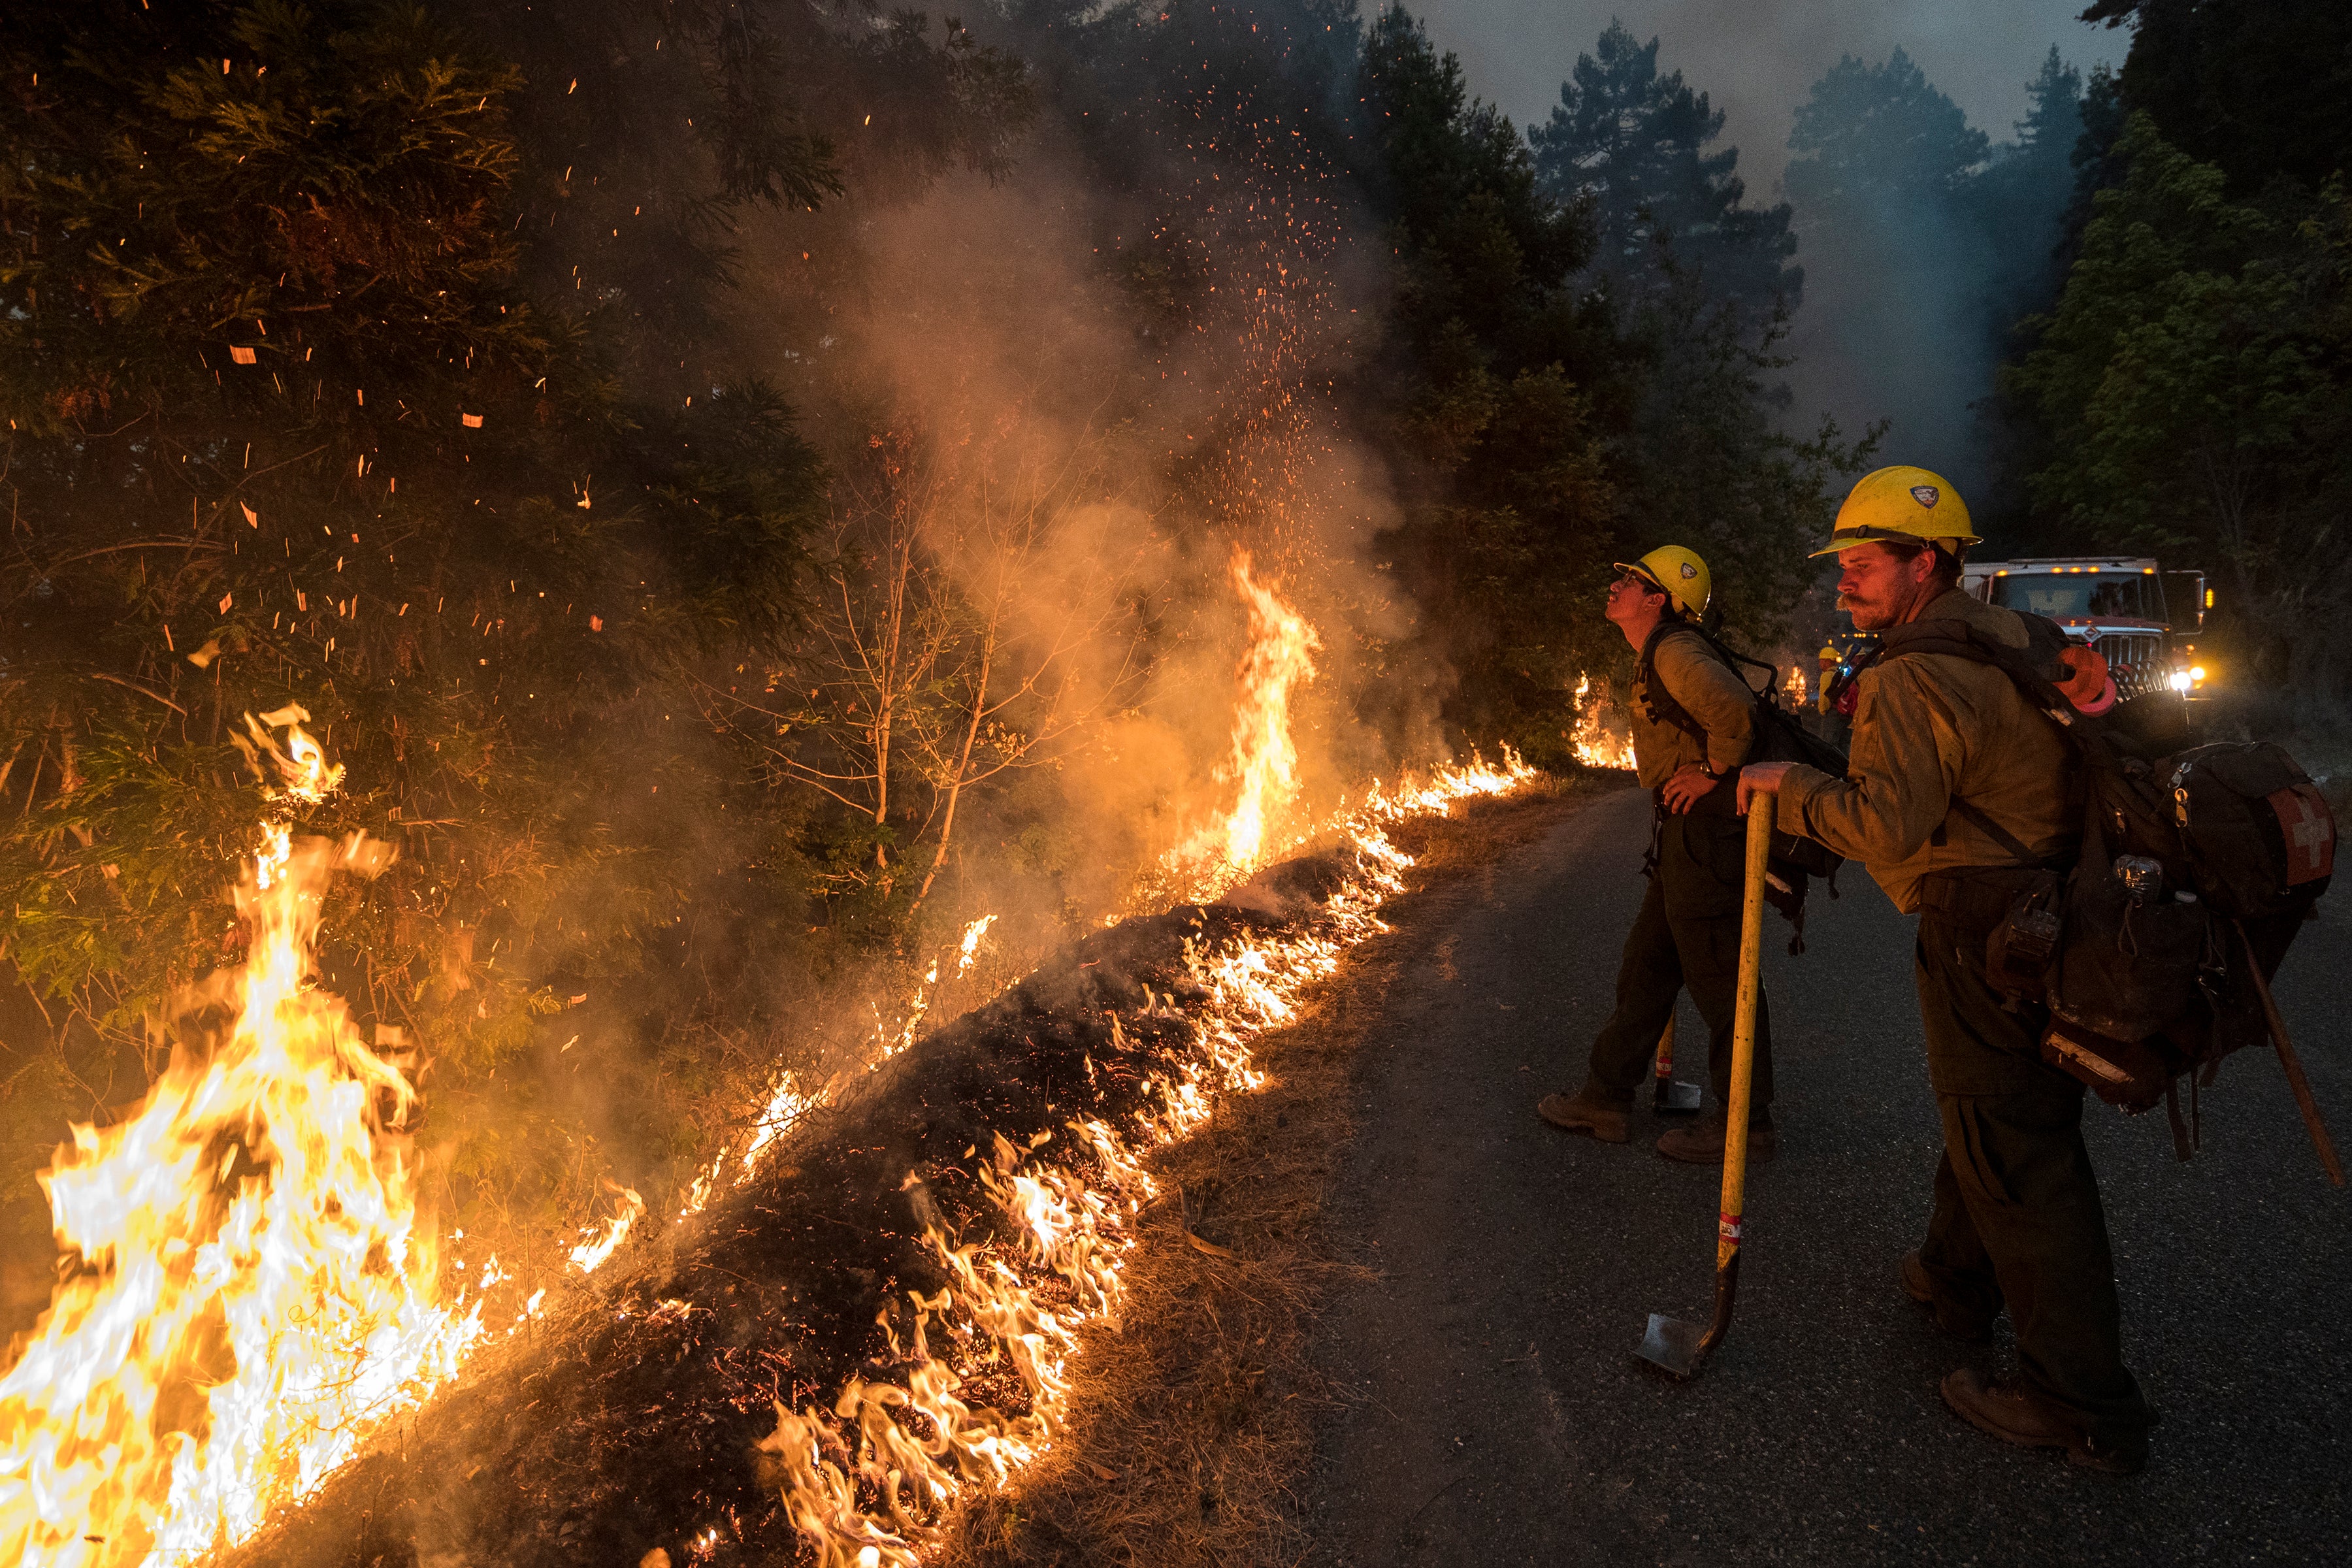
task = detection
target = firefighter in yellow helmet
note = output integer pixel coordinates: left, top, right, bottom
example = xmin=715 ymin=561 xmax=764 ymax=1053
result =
xmin=1537 ymin=544 xmax=1779 ymax=1164
xmin=1739 ymin=465 xmax=2155 ymax=1473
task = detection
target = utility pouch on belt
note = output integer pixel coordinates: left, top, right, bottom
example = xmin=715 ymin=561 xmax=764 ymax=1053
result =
xmin=2039 ymin=1017 xmax=2177 ymax=1111
xmin=1984 ymin=869 xmax=2062 ymax=1006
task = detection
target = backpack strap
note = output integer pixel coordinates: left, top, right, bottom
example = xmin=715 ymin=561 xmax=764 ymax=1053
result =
xmin=1861 ymin=613 xmax=2083 ymax=867
xmin=1633 ymin=621 xmax=1712 ymax=744
xmin=1861 ymin=615 xmax=2082 ymax=726
xmin=1946 ymin=797 xmax=2042 ymax=864
xmin=1635 ymin=621 xmax=1776 ymax=757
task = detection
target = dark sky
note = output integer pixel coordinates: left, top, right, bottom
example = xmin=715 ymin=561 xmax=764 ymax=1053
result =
xmin=1411 ymin=0 xmax=2125 ymax=188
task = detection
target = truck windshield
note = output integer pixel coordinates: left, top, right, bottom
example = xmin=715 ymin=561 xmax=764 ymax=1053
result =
xmin=1986 ymin=574 xmax=2164 ymax=623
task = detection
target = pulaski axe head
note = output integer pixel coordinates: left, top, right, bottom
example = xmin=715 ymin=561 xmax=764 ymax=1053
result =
xmin=1635 ymin=1311 xmax=1712 ymax=1380
xmin=1637 ymin=1244 xmax=1740 ymax=1380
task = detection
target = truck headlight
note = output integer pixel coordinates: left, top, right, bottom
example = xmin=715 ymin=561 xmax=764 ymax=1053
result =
xmin=2169 ymin=670 xmax=2192 ymax=692
xmin=2189 ymin=665 xmax=2207 ymax=682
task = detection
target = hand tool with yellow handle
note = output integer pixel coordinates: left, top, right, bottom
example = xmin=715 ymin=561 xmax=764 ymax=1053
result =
xmin=1652 ymin=1014 xmax=1701 ymax=1113
xmin=1637 ymin=791 xmax=1772 ymax=1379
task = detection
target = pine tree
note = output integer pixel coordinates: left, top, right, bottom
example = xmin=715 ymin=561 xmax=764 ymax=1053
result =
xmin=1781 ymin=49 xmax=1993 ymax=498
xmin=2082 ymin=0 xmax=2352 ymax=197
xmin=1530 ymin=22 xmax=1799 ymax=348
xmin=1972 ymin=48 xmax=2087 ymax=325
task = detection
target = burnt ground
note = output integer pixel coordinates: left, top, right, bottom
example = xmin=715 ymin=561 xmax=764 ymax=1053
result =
xmin=231 ymin=894 xmax=1322 ymax=1568
xmin=1306 ymin=781 xmax=2352 ymax=1566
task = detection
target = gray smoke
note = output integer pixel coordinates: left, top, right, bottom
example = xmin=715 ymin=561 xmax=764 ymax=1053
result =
xmin=1410 ymin=1 xmax=2126 ymax=522
xmin=1414 ymin=0 xmax=2119 ymax=187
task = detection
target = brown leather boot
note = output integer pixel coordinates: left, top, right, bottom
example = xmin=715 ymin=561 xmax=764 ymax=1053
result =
xmin=1940 ymin=1368 xmax=2148 ymax=1475
xmin=1536 ymin=1084 xmax=1629 ymax=1143
xmin=1654 ymin=1108 xmax=1776 ymax=1165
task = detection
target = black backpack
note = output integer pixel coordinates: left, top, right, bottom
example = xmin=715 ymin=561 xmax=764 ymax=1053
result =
xmin=1635 ymin=621 xmax=1850 ymax=949
xmin=1861 ymin=614 xmax=2336 ymax=1156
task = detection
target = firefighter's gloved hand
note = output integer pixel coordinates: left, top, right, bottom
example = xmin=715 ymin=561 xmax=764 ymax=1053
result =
xmin=2055 ymin=645 xmax=2117 ymax=715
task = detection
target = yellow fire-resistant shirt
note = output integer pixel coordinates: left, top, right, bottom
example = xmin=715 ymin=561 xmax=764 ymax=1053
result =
xmin=1630 ymin=626 xmax=1758 ymax=791
xmin=1779 ymin=589 xmax=2078 ymax=913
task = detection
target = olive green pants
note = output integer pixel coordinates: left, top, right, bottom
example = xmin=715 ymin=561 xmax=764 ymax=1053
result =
xmin=1913 ymin=872 xmax=2155 ymax=1448
xmin=1584 ymin=806 xmax=1774 ymax=1113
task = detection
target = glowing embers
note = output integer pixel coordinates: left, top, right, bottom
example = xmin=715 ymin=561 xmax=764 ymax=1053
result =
xmin=1569 ymin=674 xmax=1639 ymax=770
xmin=0 ymin=711 xmax=481 ymax=1568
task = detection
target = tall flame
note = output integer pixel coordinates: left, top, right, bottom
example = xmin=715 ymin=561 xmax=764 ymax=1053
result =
xmin=1171 ymin=550 xmax=1321 ymax=891
xmin=0 ymin=710 xmax=481 ymax=1567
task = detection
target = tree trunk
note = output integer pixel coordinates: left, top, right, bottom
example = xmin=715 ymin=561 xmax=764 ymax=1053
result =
xmin=914 ymin=632 xmax=994 ymax=911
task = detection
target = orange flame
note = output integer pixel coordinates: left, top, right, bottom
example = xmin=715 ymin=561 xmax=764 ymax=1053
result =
xmin=0 ymin=710 xmax=482 ymax=1567
xmin=1569 ymin=674 xmax=1638 ymax=770
xmin=748 ymin=748 xmax=1535 ymax=1561
xmin=567 ymin=1184 xmax=646 ymax=1275
xmin=1170 ymin=550 xmax=1321 ymax=895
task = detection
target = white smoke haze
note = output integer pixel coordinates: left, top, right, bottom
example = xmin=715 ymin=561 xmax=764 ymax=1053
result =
xmin=1417 ymin=0 xmax=2125 ymax=506
xmin=711 ymin=111 xmax=1434 ymax=962
xmin=1413 ymin=0 xmax=2120 ymax=187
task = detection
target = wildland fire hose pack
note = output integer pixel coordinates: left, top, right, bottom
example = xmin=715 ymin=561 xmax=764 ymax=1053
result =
xmin=1856 ymin=615 xmax=2340 ymax=1181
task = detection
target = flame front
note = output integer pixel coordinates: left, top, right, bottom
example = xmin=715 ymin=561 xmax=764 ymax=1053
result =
xmin=0 ymin=608 xmax=1535 ymax=1565
xmin=752 ymin=747 xmax=1535 ymax=1563
xmin=0 ymin=713 xmax=480 ymax=1567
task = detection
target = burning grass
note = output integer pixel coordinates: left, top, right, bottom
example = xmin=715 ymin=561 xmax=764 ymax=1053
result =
xmin=192 ymin=760 xmax=1558 ymax=1568
xmin=4 ymin=546 xmax=1593 ymax=1567
xmin=932 ymin=778 xmax=1591 ymax=1568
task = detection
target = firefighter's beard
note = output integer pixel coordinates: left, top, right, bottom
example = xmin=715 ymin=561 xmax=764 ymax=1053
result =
xmin=1839 ymin=576 xmax=1938 ymax=632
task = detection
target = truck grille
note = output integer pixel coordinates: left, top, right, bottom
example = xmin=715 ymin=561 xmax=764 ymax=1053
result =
xmin=2082 ymin=632 xmax=2168 ymax=696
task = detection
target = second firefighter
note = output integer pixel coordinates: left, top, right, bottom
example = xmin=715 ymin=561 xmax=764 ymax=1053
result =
xmin=1538 ymin=546 xmax=1778 ymax=1164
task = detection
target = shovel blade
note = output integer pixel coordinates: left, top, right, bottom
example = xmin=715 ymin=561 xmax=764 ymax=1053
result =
xmin=1653 ymin=1079 xmax=1703 ymax=1113
xmin=1635 ymin=1313 xmax=1709 ymax=1380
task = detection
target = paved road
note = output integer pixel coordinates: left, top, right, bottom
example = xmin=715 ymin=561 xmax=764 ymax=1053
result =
xmin=1307 ymin=783 xmax=2351 ymax=1565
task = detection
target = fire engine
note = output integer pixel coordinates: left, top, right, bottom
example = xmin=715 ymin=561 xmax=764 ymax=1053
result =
xmin=1959 ymin=556 xmax=2210 ymax=709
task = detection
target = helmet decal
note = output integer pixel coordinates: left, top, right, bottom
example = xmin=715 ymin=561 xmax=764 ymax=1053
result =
xmin=1910 ymin=485 xmax=1940 ymax=508
xmin=1678 ymin=562 xmax=1697 ymax=579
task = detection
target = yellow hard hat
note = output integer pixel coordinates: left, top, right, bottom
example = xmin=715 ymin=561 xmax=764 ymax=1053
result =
xmin=1612 ymin=546 xmax=1710 ymax=618
xmin=1810 ymin=466 xmax=1982 ymax=557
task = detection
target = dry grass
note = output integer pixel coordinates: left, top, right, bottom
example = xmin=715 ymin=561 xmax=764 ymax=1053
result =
xmin=942 ymin=774 xmax=1601 ymax=1568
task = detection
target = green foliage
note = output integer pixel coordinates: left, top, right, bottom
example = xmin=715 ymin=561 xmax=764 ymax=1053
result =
xmin=2081 ymin=0 xmax=2352 ymax=199
xmin=2002 ymin=114 xmax=2352 ymax=700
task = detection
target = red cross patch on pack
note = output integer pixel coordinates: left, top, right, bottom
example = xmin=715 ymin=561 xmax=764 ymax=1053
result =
xmin=2268 ymin=783 xmax=2336 ymax=885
